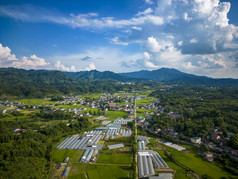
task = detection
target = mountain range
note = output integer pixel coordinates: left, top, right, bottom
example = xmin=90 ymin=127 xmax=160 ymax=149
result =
xmin=1 ymin=67 xmax=238 ymax=87
xmin=67 ymin=68 xmax=238 ymax=86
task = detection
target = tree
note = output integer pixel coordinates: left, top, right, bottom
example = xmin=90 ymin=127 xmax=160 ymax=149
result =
xmin=228 ymin=134 xmax=238 ymax=149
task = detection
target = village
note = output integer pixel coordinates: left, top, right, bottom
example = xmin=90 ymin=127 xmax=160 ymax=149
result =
xmin=1 ymin=90 xmax=238 ymax=178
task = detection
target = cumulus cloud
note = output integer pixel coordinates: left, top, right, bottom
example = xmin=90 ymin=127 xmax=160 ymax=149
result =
xmin=11 ymin=55 xmax=49 ymax=69
xmin=116 ymin=0 xmax=238 ymax=77
xmin=0 ymin=43 xmax=80 ymax=72
xmin=1 ymin=1 xmax=238 ymax=78
xmin=85 ymin=63 xmax=96 ymax=71
xmin=0 ymin=43 xmax=49 ymax=70
xmin=54 ymin=60 xmax=76 ymax=72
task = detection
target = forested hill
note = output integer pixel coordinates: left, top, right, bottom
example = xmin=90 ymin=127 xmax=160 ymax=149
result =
xmin=1 ymin=67 xmax=238 ymax=98
xmin=119 ymin=68 xmax=238 ymax=86
xmin=65 ymin=70 xmax=143 ymax=82
xmin=0 ymin=68 xmax=135 ymax=98
xmin=0 ymin=68 xmax=76 ymax=84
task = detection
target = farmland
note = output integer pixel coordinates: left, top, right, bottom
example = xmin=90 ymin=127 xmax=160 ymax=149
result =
xmin=1 ymin=88 xmax=238 ymax=179
xmin=156 ymin=145 xmax=236 ymax=178
xmin=97 ymin=154 xmax=132 ymax=164
xmin=69 ymin=164 xmax=130 ymax=179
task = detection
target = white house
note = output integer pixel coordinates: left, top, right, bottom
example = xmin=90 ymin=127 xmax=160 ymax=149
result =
xmin=191 ymin=137 xmax=201 ymax=144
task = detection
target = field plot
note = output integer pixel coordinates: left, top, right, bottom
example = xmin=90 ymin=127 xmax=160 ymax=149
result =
xmin=69 ymin=163 xmax=130 ymax=179
xmin=14 ymin=98 xmax=55 ymax=105
xmin=161 ymin=146 xmax=236 ymax=178
xmin=97 ymin=154 xmax=132 ymax=164
xmin=105 ymin=111 xmax=129 ymax=118
xmin=136 ymin=97 xmax=154 ymax=105
xmin=156 ymin=150 xmax=190 ymax=179
xmin=53 ymin=150 xmax=84 ymax=162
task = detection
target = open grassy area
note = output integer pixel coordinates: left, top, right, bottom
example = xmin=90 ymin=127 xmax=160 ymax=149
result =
xmin=97 ymin=154 xmax=132 ymax=164
xmin=136 ymin=97 xmax=154 ymax=105
xmin=161 ymin=145 xmax=236 ymax=178
xmin=156 ymin=150 xmax=190 ymax=179
xmin=105 ymin=111 xmax=129 ymax=118
xmin=81 ymin=93 xmax=104 ymax=100
xmin=53 ymin=150 xmax=84 ymax=163
xmin=13 ymin=98 xmax=55 ymax=105
xmin=0 ymin=113 xmax=33 ymax=121
xmin=69 ymin=163 xmax=130 ymax=179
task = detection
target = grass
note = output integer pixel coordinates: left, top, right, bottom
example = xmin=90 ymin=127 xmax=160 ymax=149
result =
xmin=180 ymin=144 xmax=198 ymax=152
xmin=149 ymin=138 xmax=156 ymax=144
xmin=0 ymin=115 xmax=29 ymax=121
xmin=136 ymin=97 xmax=154 ymax=105
xmin=69 ymin=163 xmax=130 ymax=179
xmin=97 ymin=154 xmax=132 ymax=164
xmin=68 ymin=173 xmax=87 ymax=179
xmin=161 ymin=145 xmax=236 ymax=178
xmin=156 ymin=150 xmax=190 ymax=179
xmin=13 ymin=98 xmax=55 ymax=105
xmin=105 ymin=111 xmax=129 ymax=118
xmin=53 ymin=150 xmax=84 ymax=162
xmin=81 ymin=93 xmax=104 ymax=100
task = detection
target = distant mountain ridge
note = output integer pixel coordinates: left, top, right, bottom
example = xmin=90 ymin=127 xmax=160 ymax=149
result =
xmin=0 ymin=67 xmax=238 ymax=87
xmin=65 ymin=70 xmax=144 ymax=82
xmin=0 ymin=68 xmax=76 ymax=83
xmin=119 ymin=68 xmax=238 ymax=86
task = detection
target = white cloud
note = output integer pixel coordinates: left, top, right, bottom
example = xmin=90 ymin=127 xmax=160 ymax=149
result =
xmin=143 ymin=52 xmax=150 ymax=60
xmin=190 ymin=38 xmax=198 ymax=43
xmin=1 ymin=1 xmax=238 ymax=78
xmin=54 ymin=60 xmax=76 ymax=72
xmin=0 ymin=5 xmax=164 ymax=29
xmin=111 ymin=36 xmax=129 ymax=46
xmin=183 ymin=12 xmax=192 ymax=22
xmin=145 ymin=0 xmax=153 ymax=5
xmin=182 ymin=62 xmax=197 ymax=70
xmin=85 ymin=63 xmax=96 ymax=71
xmin=132 ymin=26 xmax=142 ymax=31
xmin=136 ymin=8 xmax=153 ymax=16
xmin=146 ymin=36 xmax=161 ymax=52
xmin=11 ymin=55 xmax=49 ymax=69
xmin=178 ymin=41 xmax=183 ymax=46
xmin=0 ymin=43 xmax=18 ymax=65
xmin=0 ymin=43 xmax=50 ymax=70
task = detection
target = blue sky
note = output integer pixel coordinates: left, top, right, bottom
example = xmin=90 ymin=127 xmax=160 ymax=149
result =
xmin=0 ymin=0 xmax=238 ymax=78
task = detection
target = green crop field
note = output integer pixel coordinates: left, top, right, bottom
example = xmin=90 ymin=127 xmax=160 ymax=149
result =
xmin=136 ymin=97 xmax=154 ymax=105
xmin=13 ymin=98 xmax=55 ymax=105
xmin=68 ymin=173 xmax=87 ymax=179
xmin=105 ymin=111 xmax=129 ymax=118
xmin=162 ymin=146 xmax=236 ymax=178
xmin=156 ymin=150 xmax=190 ymax=179
xmin=53 ymin=150 xmax=83 ymax=162
xmin=97 ymin=154 xmax=132 ymax=164
xmin=69 ymin=163 xmax=130 ymax=179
